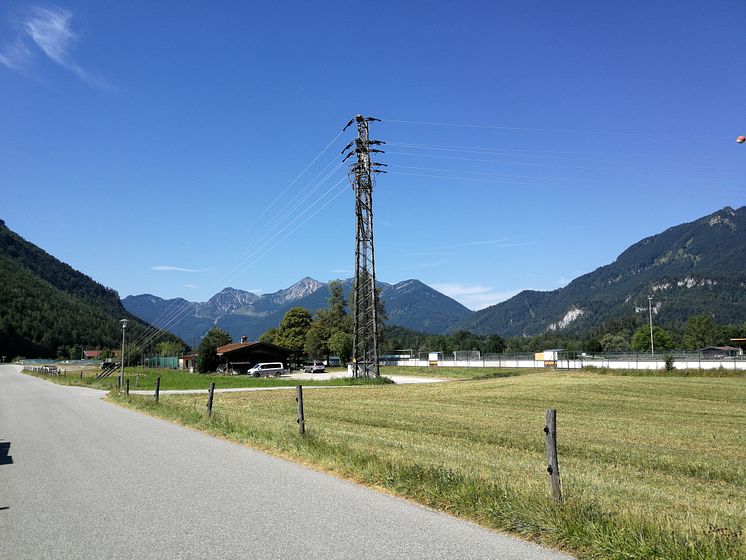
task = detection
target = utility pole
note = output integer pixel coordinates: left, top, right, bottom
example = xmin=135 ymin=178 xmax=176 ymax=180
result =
xmin=120 ymin=319 xmax=128 ymax=388
xmin=342 ymin=115 xmax=386 ymax=378
xmin=647 ymin=296 xmax=654 ymax=356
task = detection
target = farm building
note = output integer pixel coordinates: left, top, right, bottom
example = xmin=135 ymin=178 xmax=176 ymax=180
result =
xmin=216 ymin=337 xmax=292 ymax=374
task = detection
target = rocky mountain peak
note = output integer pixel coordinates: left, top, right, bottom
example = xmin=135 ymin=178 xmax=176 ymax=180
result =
xmin=203 ymin=287 xmax=259 ymax=316
xmin=273 ymin=277 xmax=323 ymax=304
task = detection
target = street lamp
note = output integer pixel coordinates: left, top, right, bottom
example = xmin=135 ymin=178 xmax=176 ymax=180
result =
xmin=647 ymin=296 xmax=655 ymax=357
xmin=120 ymin=319 xmax=128 ymax=388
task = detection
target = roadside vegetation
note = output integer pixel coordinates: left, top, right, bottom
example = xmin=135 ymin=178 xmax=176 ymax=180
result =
xmin=113 ymin=371 xmax=746 ymax=559
xmin=23 ymin=366 xmax=390 ymax=391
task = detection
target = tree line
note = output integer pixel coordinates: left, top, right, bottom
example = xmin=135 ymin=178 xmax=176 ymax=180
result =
xmin=194 ymin=300 xmax=744 ymax=373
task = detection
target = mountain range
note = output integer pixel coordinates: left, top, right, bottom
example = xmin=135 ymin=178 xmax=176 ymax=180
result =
xmin=460 ymin=206 xmax=746 ymax=336
xmin=2 ymin=205 xmax=743 ymax=359
xmin=122 ymin=278 xmax=473 ymax=343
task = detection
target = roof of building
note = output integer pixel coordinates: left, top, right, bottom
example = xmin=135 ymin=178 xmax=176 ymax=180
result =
xmin=216 ymin=341 xmax=291 ymax=355
xmin=699 ymin=346 xmax=740 ymax=351
xmin=83 ymin=350 xmax=101 ymax=358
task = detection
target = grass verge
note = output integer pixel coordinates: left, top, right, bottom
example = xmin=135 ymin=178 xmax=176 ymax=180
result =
xmin=111 ymin=372 xmax=745 ymax=559
xmin=23 ymin=367 xmax=392 ymax=390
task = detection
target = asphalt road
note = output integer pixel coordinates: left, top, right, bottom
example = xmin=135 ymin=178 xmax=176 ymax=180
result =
xmin=0 ymin=365 xmax=572 ymax=560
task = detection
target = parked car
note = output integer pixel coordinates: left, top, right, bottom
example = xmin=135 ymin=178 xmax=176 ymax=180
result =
xmin=247 ymin=362 xmax=285 ymax=377
xmin=303 ymin=361 xmax=325 ymax=373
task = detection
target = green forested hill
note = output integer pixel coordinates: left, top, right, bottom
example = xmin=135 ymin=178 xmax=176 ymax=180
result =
xmin=0 ymin=219 xmax=182 ymax=359
xmin=460 ymin=206 xmax=746 ymax=337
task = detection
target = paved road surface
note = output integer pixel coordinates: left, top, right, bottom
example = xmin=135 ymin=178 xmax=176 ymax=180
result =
xmin=0 ymin=365 xmax=572 ymax=560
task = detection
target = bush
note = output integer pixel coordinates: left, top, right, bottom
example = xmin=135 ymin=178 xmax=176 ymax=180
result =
xmin=664 ymin=354 xmax=675 ymax=372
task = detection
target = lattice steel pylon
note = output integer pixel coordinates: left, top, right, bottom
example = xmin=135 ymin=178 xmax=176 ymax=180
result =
xmin=342 ymin=115 xmax=386 ymax=378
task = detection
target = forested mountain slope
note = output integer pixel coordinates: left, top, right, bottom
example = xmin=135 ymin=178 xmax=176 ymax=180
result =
xmin=459 ymin=206 xmax=746 ymax=336
xmin=0 ymin=219 xmax=182 ymax=358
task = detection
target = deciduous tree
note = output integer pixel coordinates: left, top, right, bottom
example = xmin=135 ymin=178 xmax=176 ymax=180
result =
xmin=683 ymin=314 xmax=718 ymax=349
xmin=197 ymin=327 xmax=232 ymax=373
xmin=275 ymin=307 xmax=313 ymax=362
xmin=631 ymin=326 xmax=673 ymax=352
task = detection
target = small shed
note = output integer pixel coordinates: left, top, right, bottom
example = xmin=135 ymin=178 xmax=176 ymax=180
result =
xmin=179 ymin=354 xmax=196 ymax=372
xmin=698 ymin=346 xmax=740 ymax=358
xmin=535 ymin=349 xmax=563 ymax=367
xmin=216 ymin=340 xmax=292 ymax=374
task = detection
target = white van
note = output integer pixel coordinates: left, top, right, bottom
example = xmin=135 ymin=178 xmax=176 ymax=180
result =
xmin=247 ymin=362 xmax=285 ymax=378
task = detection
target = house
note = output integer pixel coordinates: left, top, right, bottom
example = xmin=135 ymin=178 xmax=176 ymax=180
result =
xmin=178 ymin=354 xmax=197 ymax=372
xmin=699 ymin=346 xmax=740 ymax=358
xmin=83 ymin=350 xmax=101 ymax=359
xmin=216 ymin=336 xmax=292 ymax=374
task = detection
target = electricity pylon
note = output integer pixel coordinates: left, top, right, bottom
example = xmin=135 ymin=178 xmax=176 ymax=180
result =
xmin=342 ymin=115 xmax=386 ymax=377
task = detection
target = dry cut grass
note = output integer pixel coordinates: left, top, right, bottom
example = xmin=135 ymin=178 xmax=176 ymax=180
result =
xmin=114 ymin=372 xmax=746 ymax=559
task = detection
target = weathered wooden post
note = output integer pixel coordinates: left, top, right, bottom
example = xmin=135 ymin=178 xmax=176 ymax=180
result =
xmin=544 ymin=409 xmax=563 ymax=503
xmin=80 ymin=371 xmax=83 ymax=380
xmin=135 ymin=374 xmax=139 ymax=388
xmin=125 ymin=378 xmax=130 ymax=399
xmin=155 ymin=376 xmax=161 ymax=404
xmin=207 ymin=382 xmax=216 ymax=417
xmin=296 ymin=385 xmax=305 ymax=435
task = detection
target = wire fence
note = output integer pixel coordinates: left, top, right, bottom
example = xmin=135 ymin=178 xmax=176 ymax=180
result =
xmin=382 ymin=351 xmax=746 ymax=371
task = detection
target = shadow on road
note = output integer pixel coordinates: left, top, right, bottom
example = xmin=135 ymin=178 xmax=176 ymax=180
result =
xmin=0 ymin=441 xmax=13 ymax=465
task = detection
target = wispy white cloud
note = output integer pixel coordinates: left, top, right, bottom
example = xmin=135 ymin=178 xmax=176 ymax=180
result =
xmin=439 ymin=239 xmax=538 ymax=250
xmin=331 ymin=268 xmax=351 ymax=275
xmin=0 ymin=37 xmax=32 ymax=70
xmin=184 ymin=284 xmax=198 ymax=289
xmin=430 ymin=282 xmax=519 ymax=311
xmin=0 ymin=5 xmax=108 ymax=87
xmin=151 ymin=265 xmax=204 ymax=272
xmin=400 ymin=251 xmax=455 ymax=257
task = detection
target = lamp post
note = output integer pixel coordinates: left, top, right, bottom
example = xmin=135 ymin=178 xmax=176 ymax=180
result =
xmin=120 ymin=319 xmax=128 ymax=388
xmin=647 ymin=296 xmax=654 ymax=357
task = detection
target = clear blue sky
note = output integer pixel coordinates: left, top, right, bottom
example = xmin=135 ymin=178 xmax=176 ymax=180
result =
xmin=2 ymin=1 xmax=744 ymax=310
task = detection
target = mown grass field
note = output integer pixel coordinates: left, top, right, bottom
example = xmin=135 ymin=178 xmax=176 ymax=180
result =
xmin=113 ymin=372 xmax=746 ymax=559
xmin=380 ymin=365 xmax=543 ymax=379
xmin=23 ymin=366 xmax=389 ymax=390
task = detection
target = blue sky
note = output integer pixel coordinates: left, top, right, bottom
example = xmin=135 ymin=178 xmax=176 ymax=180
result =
xmin=1 ymin=1 xmax=744 ymax=310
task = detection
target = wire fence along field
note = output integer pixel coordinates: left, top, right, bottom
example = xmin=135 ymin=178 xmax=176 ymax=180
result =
xmin=382 ymin=351 xmax=746 ymax=371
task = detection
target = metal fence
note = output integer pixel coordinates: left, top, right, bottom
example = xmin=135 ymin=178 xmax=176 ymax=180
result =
xmin=382 ymin=351 xmax=746 ymax=371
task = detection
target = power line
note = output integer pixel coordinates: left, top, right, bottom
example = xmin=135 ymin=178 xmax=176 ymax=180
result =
xmin=122 ymin=132 xmax=348 ymax=362
xmin=383 ymin=118 xmax=657 ymax=137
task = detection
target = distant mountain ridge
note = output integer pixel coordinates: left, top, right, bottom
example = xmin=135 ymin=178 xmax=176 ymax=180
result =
xmin=458 ymin=206 xmax=746 ymax=336
xmin=123 ymin=277 xmax=473 ymax=342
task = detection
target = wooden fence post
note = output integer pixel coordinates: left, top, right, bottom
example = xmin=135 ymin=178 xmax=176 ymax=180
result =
xmin=125 ymin=379 xmax=129 ymax=399
xmin=544 ymin=409 xmax=563 ymax=503
xmin=296 ymin=385 xmax=305 ymax=435
xmin=80 ymin=371 xmax=83 ymax=380
xmin=155 ymin=376 xmax=161 ymax=404
xmin=207 ymin=382 xmax=215 ymax=417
